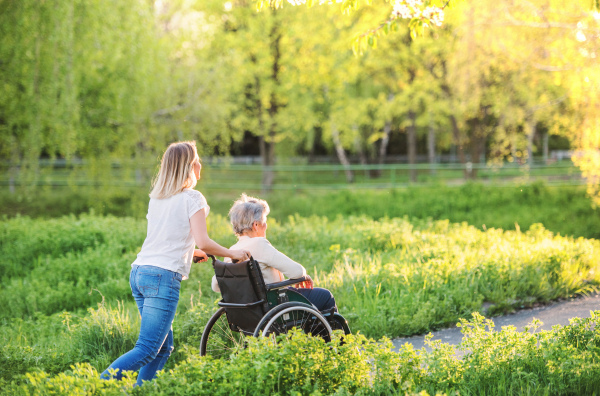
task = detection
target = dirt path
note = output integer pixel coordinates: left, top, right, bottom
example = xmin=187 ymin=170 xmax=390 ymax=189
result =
xmin=391 ymin=292 xmax=600 ymax=354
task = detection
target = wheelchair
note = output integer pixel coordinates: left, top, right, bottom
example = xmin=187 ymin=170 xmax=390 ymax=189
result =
xmin=200 ymin=255 xmax=351 ymax=358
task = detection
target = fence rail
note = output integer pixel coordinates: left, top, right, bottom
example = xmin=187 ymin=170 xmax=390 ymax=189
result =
xmin=0 ymin=160 xmax=583 ymax=191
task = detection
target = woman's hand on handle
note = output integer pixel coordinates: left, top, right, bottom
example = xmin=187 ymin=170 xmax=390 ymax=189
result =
xmin=193 ymin=249 xmax=209 ymax=263
xmin=228 ymin=249 xmax=251 ymax=263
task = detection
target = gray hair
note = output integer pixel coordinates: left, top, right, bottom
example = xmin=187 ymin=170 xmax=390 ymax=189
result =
xmin=229 ymin=194 xmax=270 ymax=236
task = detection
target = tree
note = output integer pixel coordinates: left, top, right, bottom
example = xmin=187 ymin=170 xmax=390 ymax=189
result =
xmin=466 ymin=0 xmax=600 ymax=201
xmin=0 ymin=0 xmax=173 ymax=187
xmin=255 ymin=0 xmax=449 ymax=51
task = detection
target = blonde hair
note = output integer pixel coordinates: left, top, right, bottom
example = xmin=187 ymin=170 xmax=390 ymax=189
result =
xmin=150 ymin=141 xmax=199 ymax=199
xmin=229 ymin=194 xmax=270 ymax=236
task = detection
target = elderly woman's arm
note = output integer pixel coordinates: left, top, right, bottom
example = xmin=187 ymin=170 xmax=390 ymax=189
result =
xmin=210 ymin=238 xmax=307 ymax=294
xmin=258 ymin=238 xmax=307 ymax=279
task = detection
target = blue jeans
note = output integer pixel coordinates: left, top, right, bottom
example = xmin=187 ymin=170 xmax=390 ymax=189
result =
xmin=100 ymin=265 xmax=182 ymax=387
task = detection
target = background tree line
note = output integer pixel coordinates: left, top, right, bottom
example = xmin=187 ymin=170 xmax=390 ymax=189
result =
xmin=1 ymin=0 xmax=598 ymax=200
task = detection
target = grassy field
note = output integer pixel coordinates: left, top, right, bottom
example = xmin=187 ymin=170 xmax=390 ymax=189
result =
xmin=1 ymin=206 xmax=599 ymax=391
xmin=3 ymin=181 xmax=600 ymax=239
xmin=1 ymin=183 xmax=599 ymax=393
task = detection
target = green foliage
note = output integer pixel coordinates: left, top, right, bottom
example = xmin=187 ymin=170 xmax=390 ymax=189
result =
xmin=68 ymin=302 xmax=139 ymax=371
xmin=0 ymin=0 xmax=171 ymax=164
xmin=0 ymin=208 xmax=598 ymax=388
xmin=0 ymin=214 xmax=105 ymax=280
xmin=1 ymin=211 xmax=598 ymax=336
xmin=0 ymin=302 xmax=138 ymax=383
xmin=2 ymin=0 xmax=599 ymax=208
xmin=174 ymin=303 xmax=219 ymax=349
xmin=292 ymin=215 xmax=599 ymax=336
xmin=0 ymin=214 xmax=144 ymax=318
xmin=0 ymin=313 xmax=76 ymax=381
xmin=268 ymin=182 xmax=600 ymax=239
xmin=0 ymin=187 xmax=151 ymax=219
xmin=5 ymin=313 xmax=600 ymax=395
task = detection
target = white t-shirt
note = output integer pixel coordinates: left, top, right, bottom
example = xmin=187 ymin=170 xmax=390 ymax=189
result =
xmin=211 ymin=236 xmax=306 ymax=292
xmin=132 ymin=189 xmax=209 ymax=279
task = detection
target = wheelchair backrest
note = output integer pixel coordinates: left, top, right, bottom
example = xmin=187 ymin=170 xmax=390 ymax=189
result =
xmin=212 ymin=257 xmax=270 ymax=333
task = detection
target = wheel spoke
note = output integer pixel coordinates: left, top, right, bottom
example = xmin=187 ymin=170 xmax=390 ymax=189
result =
xmin=261 ymin=306 xmax=331 ymax=343
xmin=203 ymin=310 xmax=246 ymax=358
xmin=215 ymin=319 xmax=239 ymax=344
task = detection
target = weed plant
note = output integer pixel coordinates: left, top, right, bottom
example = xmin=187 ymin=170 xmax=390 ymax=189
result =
xmin=4 ymin=313 xmax=600 ymax=395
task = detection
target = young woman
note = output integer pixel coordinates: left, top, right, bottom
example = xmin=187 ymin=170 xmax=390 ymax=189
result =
xmin=101 ymin=141 xmax=250 ymax=387
xmin=211 ymin=194 xmax=337 ymax=312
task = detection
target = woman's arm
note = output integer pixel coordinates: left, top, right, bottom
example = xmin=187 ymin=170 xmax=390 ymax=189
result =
xmin=259 ymin=239 xmax=307 ymax=279
xmin=190 ymin=209 xmax=249 ymax=261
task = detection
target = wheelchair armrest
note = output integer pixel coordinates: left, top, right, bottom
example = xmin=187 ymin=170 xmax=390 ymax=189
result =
xmin=218 ymin=299 xmax=266 ymax=308
xmin=265 ymin=276 xmax=309 ymax=291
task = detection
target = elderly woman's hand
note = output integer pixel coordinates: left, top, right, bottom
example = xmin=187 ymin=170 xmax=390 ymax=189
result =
xmin=297 ymin=275 xmax=314 ymax=289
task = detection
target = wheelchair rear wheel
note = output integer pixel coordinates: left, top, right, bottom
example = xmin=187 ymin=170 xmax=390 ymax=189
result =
xmin=253 ymin=302 xmax=333 ymax=342
xmin=200 ymin=307 xmax=246 ymax=358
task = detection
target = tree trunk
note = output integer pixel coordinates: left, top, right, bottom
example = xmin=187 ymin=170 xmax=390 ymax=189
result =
xmin=375 ymin=93 xmax=394 ymax=178
xmin=543 ymin=132 xmax=549 ymax=164
xmin=262 ymin=14 xmax=281 ymax=192
xmin=9 ymin=166 xmax=16 ymax=194
xmin=450 ymin=115 xmax=468 ymax=178
xmin=353 ymin=126 xmax=369 ymax=179
xmin=427 ymin=120 xmax=436 ymax=175
xmin=331 ymin=123 xmax=354 ymax=183
xmin=407 ymin=110 xmax=417 ymax=182
xmin=469 ymin=132 xmax=485 ymax=179
xmin=527 ymin=117 xmax=537 ymax=165
xmin=308 ymin=127 xmax=322 ymax=164
xmin=374 ymin=120 xmax=392 ymax=178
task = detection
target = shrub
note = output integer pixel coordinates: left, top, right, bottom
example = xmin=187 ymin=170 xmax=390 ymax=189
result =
xmin=5 ymin=313 xmax=600 ymax=395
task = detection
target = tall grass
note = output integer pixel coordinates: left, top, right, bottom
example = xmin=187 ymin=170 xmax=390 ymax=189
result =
xmin=0 ymin=214 xmax=145 ymax=318
xmin=1 ymin=214 xmax=597 ymax=335
xmin=5 ymin=313 xmax=600 ymax=395
xmin=0 ymin=302 xmax=138 ymax=381
xmin=2 ymin=182 xmax=599 ymax=239
xmin=0 ymin=209 xmax=598 ymax=386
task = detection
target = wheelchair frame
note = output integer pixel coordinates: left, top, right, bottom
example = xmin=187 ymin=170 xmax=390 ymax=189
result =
xmin=200 ymin=255 xmax=350 ymax=358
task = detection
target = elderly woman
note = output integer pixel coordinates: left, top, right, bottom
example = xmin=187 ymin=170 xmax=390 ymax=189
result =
xmin=211 ymin=194 xmax=337 ymax=312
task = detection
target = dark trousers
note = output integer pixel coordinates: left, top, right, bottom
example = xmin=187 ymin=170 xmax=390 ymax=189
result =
xmin=290 ymin=287 xmax=337 ymax=312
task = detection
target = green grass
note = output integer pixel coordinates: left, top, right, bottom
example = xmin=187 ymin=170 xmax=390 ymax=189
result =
xmin=0 ymin=212 xmax=598 ymax=386
xmin=1 ymin=183 xmax=599 ymax=392
xmin=2 ymin=181 xmax=599 ymax=239
xmin=260 ymin=182 xmax=600 ymax=240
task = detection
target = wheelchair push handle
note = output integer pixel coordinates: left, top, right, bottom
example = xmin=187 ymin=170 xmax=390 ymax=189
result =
xmin=193 ymin=254 xmax=255 ymax=264
xmin=193 ymin=252 xmax=211 ymax=263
